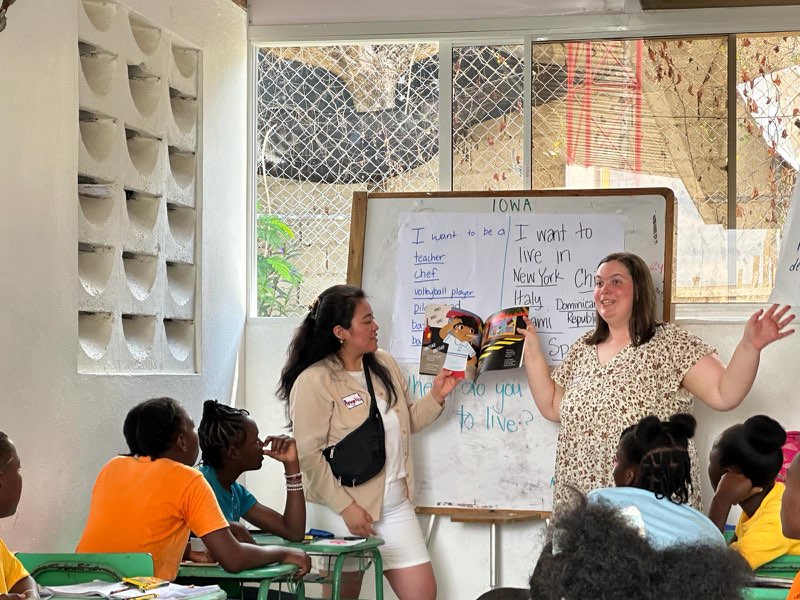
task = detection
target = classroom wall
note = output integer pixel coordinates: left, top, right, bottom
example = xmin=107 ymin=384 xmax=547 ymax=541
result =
xmin=0 ymin=0 xmax=247 ymax=550
xmin=245 ymin=316 xmax=800 ymax=600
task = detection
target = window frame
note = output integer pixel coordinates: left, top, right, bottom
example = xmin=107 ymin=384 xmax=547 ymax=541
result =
xmin=247 ymin=8 xmax=800 ymax=321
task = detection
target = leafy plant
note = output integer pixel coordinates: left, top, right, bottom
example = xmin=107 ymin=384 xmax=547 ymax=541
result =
xmin=256 ymin=214 xmax=303 ymax=316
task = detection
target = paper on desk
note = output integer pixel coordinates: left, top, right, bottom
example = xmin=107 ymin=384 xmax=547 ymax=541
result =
xmin=41 ymin=580 xmax=221 ymax=599
xmin=311 ymin=538 xmax=366 ymax=547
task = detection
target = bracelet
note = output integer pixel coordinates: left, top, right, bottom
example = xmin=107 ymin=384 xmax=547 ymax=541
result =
xmin=286 ymin=483 xmax=304 ymax=492
xmin=285 ymin=473 xmax=302 ymax=481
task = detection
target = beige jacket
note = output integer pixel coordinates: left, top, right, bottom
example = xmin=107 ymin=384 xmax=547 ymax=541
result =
xmin=289 ymin=349 xmax=444 ymax=520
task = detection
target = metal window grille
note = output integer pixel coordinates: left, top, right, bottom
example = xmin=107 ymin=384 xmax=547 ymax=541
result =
xmin=255 ymin=44 xmax=439 ymax=316
xmin=531 ymin=37 xmax=799 ymax=303
xmin=452 ymin=45 xmax=525 ymax=190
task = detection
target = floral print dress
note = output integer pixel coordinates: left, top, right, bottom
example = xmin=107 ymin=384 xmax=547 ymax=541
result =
xmin=551 ymin=322 xmax=714 ymax=509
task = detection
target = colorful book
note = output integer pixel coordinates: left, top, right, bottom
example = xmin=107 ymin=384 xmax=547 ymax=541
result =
xmin=419 ymin=304 xmax=528 ymax=381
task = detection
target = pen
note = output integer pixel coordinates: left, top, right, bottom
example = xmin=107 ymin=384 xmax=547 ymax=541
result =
xmin=130 ymin=594 xmax=158 ymax=600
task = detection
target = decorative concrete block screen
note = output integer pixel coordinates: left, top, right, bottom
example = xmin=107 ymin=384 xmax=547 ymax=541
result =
xmin=77 ymin=0 xmax=199 ymax=373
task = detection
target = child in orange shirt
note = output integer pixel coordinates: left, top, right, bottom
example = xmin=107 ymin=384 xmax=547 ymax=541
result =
xmin=77 ymin=397 xmax=311 ymax=581
xmin=781 ymin=452 xmax=800 ymax=600
xmin=0 ymin=431 xmax=38 ymax=600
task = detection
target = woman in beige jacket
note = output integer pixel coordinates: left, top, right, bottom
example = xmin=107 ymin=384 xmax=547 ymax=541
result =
xmin=278 ymin=285 xmax=457 ymax=600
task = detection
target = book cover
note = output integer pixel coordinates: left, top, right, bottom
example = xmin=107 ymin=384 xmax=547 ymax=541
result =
xmin=420 ymin=304 xmax=528 ymax=381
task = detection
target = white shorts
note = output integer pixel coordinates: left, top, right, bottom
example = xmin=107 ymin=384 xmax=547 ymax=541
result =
xmin=312 ymin=478 xmax=431 ymax=572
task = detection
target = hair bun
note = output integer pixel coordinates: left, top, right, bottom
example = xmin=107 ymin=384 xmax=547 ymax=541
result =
xmin=202 ymin=399 xmax=220 ymax=420
xmin=744 ymin=415 xmax=786 ymax=453
xmin=633 ymin=415 xmax=662 ymax=443
xmin=666 ymin=413 xmax=697 ymax=441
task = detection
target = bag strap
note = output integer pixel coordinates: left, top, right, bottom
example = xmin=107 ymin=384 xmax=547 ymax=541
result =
xmin=363 ymin=364 xmax=382 ymax=420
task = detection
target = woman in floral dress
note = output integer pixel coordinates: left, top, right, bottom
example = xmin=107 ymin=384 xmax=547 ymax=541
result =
xmin=520 ymin=252 xmax=794 ymax=508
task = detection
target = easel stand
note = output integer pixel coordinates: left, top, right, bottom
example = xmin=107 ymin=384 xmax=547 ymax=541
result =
xmin=416 ymin=507 xmax=548 ymax=589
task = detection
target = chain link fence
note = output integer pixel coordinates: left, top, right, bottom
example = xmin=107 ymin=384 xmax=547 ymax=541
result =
xmin=254 ymin=37 xmax=800 ymax=314
xmin=255 ymin=44 xmax=439 ymax=316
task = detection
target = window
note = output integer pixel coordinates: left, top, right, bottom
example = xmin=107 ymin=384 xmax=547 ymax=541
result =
xmin=253 ymin=34 xmax=800 ymax=314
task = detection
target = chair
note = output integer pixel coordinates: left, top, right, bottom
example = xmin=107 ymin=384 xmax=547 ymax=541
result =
xmin=16 ymin=553 xmax=154 ymax=585
xmin=474 ymin=588 xmax=530 ymax=600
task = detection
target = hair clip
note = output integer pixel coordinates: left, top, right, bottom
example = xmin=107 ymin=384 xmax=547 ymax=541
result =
xmin=308 ymin=297 xmax=320 ymax=318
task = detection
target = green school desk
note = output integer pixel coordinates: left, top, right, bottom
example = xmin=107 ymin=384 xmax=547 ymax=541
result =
xmin=742 ymin=587 xmax=789 ymax=600
xmin=177 ymin=561 xmax=304 ymax=600
xmin=252 ymin=534 xmax=384 ymax=600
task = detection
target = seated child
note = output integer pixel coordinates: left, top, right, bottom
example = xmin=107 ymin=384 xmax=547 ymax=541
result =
xmin=588 ymin=413 xmax=724 ymax=549
xmin=781 ymin=452 xmax=800 ymax=599
xmin=197 ymin=400 xmax=305 ymax=541
xmin=76 ymin=397 xmax=311 ymax=581
xmin=0 ymin=432 xmax=37 ymax=600
xmin=708 ymin=414 xmax=800 ymax=569
xmin=530 ymin=492 xmax=750 ymax=600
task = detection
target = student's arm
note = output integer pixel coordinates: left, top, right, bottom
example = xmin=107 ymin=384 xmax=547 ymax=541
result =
xmin=243 ymin=436 xmax=305 ymax=542
xmin=5 ymin=575 xmax=39 ymax=600
xmin=683 ymin=305 xmax=794 ymax=411
xmin=201 ymin=527 xmax=311 ymax=576
xmin=518 ymin=316 xmax=563 ymax=423
xmin=708 ymin=472 xmax=762 ymax=533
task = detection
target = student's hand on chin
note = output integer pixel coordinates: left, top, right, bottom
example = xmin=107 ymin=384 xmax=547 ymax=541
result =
xmin=263 ymin=435 xmax=299 ymax=464
xmin=717 ymin=471 xmax=762 ymax=503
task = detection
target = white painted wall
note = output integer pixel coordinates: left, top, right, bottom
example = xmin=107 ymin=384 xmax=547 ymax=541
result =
xmin=0 ymin=0 xmax=247 ymax=550
xmin=245 ymin=316 xmax=800 ymax=599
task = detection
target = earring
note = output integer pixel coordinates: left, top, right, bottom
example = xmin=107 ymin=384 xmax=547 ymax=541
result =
xmin=338 ymin=337 xmax=344 ymax=344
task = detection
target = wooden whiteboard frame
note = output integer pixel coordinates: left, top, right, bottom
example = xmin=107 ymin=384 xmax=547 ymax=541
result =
xmin=346 ymin=188 xmax=675 ymax=518
xmin=348 ymin=188 xmax=675 ymax=323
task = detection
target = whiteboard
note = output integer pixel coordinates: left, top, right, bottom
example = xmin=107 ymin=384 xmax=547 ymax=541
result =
xmin=347 ymin=189 xmax=674 ymax=512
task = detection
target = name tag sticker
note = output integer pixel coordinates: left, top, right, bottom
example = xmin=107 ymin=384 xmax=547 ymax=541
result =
xmin=341 ymin=393 xmax=365 ymax=409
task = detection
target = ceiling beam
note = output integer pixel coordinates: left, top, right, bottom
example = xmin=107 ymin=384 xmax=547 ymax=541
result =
xmin=641 ymin=0 xmax=800 ymax=8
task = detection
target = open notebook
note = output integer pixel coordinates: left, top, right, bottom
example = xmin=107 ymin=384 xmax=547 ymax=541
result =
xmin=40 ymin=581 xmax=220 ymax=600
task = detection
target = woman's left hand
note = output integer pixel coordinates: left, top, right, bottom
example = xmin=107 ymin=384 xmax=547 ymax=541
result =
xmin=431 ymin=369 xmax=459 ymax=405
xmin=743 ymin=304 xmax=795 ymax=351
xmin=263 ymin=435 xmax=299 ymax=465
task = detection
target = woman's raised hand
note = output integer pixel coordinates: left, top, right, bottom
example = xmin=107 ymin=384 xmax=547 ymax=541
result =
xmin=743 ymin=304 xmax=795 ymax=351
xmin=431 ymin=369 xmax=458 ymax=405
xmin=517 ymin=315 xmax=541 ymax=353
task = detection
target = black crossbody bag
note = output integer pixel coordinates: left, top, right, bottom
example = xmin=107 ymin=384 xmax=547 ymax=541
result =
xmin=322 ymin=365 xmax=386 ymax=487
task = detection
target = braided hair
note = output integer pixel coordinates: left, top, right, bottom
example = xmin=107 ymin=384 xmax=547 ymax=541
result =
xmin=618 ymin=413 xmax=696 ymax=504
xmin=123 ymin=397 xmax=185 ymax=460
xmin=198 ymin=399 xmax=250 ymax=469
xmin=714 ymin=415 xmax=786 ymax=488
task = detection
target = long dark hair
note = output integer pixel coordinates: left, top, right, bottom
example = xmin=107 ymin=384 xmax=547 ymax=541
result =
xmin=619 ymin=413 xmax=696 ymax=504
xmin=277 ymin=285 xmax=397 ymax=426
xmin=586 ymin=252 xmax=660 ymax=347
xmin=715 ymin=415 xmax=786 ymax=488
